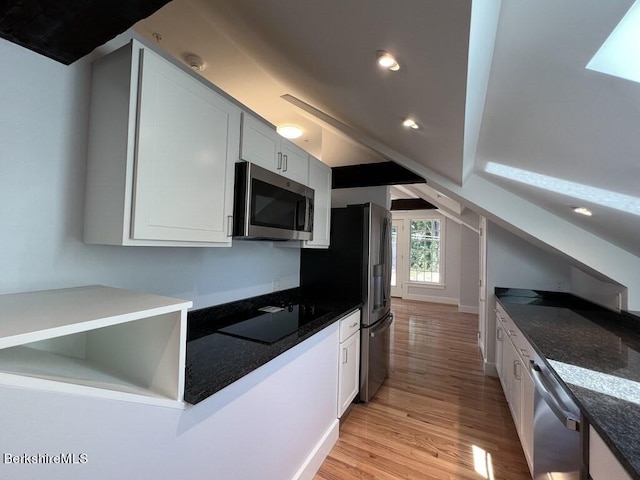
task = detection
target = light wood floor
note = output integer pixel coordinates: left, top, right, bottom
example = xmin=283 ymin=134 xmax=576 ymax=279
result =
xmin=314 ymin=298 xmax=531 ymax=480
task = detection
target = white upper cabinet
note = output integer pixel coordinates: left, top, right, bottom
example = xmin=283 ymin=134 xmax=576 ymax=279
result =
xmin=84 ymin=40 xmax=240 ymax=246
xmin=240 ymin=113 xmax=308 ymax=185
xmin=305 ymin=155 xmax=332 ymax=248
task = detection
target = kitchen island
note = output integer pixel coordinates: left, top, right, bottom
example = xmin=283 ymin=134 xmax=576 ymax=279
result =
xmin=496 ymin=288 xmax=640 ymax=480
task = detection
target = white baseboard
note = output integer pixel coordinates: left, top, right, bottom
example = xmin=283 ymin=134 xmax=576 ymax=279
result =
xmin=484 ymin=360 xmax=498 ymax=377
xmin=403 ymin=293 xmax=458 ymax=305
xmin=292 ymin=419 xmax=339 ymax=480
xmin=458 ymin=304 xmax=479 ymax=314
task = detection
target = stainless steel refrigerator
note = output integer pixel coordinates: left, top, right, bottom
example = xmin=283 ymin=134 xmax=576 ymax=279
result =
xmin=300 ymin=202 xmax=393 ymax=402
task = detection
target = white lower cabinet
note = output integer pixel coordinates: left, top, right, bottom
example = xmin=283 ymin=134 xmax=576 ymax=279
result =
xmin=496 ymin=302 xmax=534 ymax=474
xmin=495 ymin=320 xmax=506 ymax=392
xmin=338 ymin=310 xmax=361 ymax=417
xmin=590 ymin=426 xmax=632 ymax=480
xmin=84 ymin=40 xmax=240 ymax=246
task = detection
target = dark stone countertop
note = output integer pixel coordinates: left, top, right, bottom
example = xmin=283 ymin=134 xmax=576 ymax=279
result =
xmin=185 ymin=287 xmax=361 ymax=405
xmin=496 ymin=288 xmax=640 ymax=480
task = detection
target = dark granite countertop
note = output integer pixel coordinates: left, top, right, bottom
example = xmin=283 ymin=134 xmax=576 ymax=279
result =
xmin=185 ymin=287 xmax=361 ymax=405
xmin=496 ymin=288 xmax=640 ymax=480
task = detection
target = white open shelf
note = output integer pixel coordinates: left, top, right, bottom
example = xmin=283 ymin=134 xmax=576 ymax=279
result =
xmin=0 ymin=286 xmax=192 ymax=408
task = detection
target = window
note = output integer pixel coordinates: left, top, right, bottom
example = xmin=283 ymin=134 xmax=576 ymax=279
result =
xmin=409 ymin=219 xmax=442 ymax=284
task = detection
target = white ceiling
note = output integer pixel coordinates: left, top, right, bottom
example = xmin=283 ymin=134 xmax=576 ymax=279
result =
xmin=135 ymin=0 xmax=640 ymax=257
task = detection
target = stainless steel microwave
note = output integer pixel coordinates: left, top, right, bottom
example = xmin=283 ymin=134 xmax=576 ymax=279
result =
xmin=233 ymin=162 xmax=314 ymax=241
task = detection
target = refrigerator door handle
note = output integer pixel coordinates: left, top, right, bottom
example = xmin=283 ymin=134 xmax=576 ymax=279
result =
xmin=370 ymin=313 xmax=394 ymax=338
xmin=380 ymin=216 xmax=390 ymax=308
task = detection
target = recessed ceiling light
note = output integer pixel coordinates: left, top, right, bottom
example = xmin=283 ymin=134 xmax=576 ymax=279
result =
xmin=573 ymin=206 xmax=593 ymax=216
xmin=402 ymin=118 xmax=419 ymax=129
xmin=377 ymin=50 xmax=400 ymax=71
xmin=277 ymin=124 xmax=303 ymax=139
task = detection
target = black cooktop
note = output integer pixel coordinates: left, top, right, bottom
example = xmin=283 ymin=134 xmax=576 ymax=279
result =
xmin=217 ymin=304 xmax=327 ymax=344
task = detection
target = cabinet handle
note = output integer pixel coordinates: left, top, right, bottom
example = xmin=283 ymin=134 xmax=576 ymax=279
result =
xmin=519 ymin=348 xmax=529 ymax=358
xmin=350 ymin=322 xmax=358 ymax=328
xmin=227 ymin=216 xmax=233 ymax=237
xmin=496 ymin=327 xmax=503 ymax=341
xmin=277 ymin=152 xmax=283 ymax=170
xmin=283 ymin=154 xmax=288 ymax=172
xmin=513 ymin=360 xmax=522 ymax=380
xmin=343 ymin=347 xmax=348 ymax=364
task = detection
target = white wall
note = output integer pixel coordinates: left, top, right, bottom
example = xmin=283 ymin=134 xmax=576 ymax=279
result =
xmin=459 ymin=225 xmax=480 ymax=313
xmin=571 ymin=267 xmax=625 ymax=312
xmin=483 ymin=220 xmax=572 ymax=373
xmin=0 ymin=37 xmax=300 ymax=309
xmin=331 ymin=186 xmax=391 ymax=210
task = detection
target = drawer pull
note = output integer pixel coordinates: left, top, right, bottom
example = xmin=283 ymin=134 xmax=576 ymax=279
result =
xmin=349 ymin=322 xmax=358 ymax=328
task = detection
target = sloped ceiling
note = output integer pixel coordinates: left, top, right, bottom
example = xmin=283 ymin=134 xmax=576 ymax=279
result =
xmin=135 ymin=0 xmax=471 ymax=182
xmin=476 ymin=0 xmax=640 ymax=257
xmin=134 ymin=0 xmax=640 ymax=304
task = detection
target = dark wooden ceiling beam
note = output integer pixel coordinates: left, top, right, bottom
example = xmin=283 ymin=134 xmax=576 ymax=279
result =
xmin=331 ymin=161 xmax=425 ymax=189
xmin=0 ymin=0 xmax=171 ymax=64
xmin=390 ymin=198 xmax=437 ymax=211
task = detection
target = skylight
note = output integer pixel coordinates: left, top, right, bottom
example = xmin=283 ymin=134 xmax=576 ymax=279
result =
xmin=587 ymin=0 xmax=640 ymax=84
xmin=485 ymin=162 xmax=640 ymax=216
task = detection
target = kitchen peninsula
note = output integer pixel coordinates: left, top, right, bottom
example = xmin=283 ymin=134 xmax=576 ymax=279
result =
xmin=0 ymin=285 xmax=359 ymax=480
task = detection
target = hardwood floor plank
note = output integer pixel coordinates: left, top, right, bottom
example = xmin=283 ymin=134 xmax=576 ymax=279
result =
xmin=314 ymin=299 xmax=531 ymax=480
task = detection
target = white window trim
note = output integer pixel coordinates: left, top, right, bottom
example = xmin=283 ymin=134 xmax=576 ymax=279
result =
xmin=392 ymin=210 xmax=446 ymax=289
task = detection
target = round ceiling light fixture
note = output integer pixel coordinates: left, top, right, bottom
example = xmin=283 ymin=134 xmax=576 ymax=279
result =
xmin=184 ymin=54 xmax=206 ymax=71
xmin=402 ymin=118 xmax=420 ymax=129
xmin=377 ymin=50 xmax=400 ymax=71
xmin=277 ymin=124 xmax=304 ymax=139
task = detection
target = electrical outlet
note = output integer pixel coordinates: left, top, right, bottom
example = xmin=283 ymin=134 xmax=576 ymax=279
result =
xmin=272 ymin=278 xmax=280 ymax=291
xmin=556 ymin=280 xmax=562 ymax=291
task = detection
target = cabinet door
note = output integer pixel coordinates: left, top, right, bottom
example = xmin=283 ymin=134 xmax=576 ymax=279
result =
xmin=507 ymin=339 xmax=523 ymax=432
xmin=495 ymin=323 xmax=506 ymax=391
xmin=305 ymin=156 xmax=331 ymax=248
xmin=338 ymin=332 xmax=360 ymax=417
xmin=590 ymin=426 xmax=633 ymax=480
xmin=132 ymin=48 xmax=240 ymax=243
xmin=240 ymin=113 xmax=280 ymax=172
xmin=501 ymin=331 xmax=512 ymax=403
xmin=280 ymin=140 xmax=309 ymax=185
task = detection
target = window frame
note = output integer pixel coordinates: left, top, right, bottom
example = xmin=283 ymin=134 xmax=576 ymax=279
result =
xmin=392 ymin=211 xmax=446 ymax=289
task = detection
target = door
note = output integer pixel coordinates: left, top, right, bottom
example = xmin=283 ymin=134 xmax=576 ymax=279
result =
xmin=280 ymin=140 xmax=309 ymax=185
xmin=305 ymin=157 xmax=331 ymax=248
xmin=367 ymin=204 xmax=391 ymax=326
xmin=132 ymin=48 xmax=239 ymax=243
xmin=360 ymin=312 xmax=393 ymax=402
xmin=478 ymin=216 xmax=488 ymax=354
xmin=338 ymin=331 xmax=360 ymax=417
xmin=390 ymin=219 xmax=403 ymax=297
xmin=240 ymin=113 xmax=280 ymax=172
xmin=496 ymin=322 xmax=505 ymax=389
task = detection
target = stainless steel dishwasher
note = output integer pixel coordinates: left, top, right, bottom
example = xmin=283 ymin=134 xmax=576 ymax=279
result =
xmin=531 ymin=360 xmax=582 ymax=479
